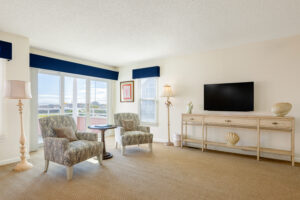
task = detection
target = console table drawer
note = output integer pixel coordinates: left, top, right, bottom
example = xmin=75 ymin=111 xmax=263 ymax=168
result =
xmin=260 ymin=119 xmax=292 ymax=130
xmin=205 ymin=117 xmax=257 ymax=127
xmin=182 ymin=115 xmax=203 ymax=122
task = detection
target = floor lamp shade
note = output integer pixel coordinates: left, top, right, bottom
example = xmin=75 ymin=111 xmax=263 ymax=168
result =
xmin=162 ymin=84 xmax=173 ymax=97
xmin=5 ymin=80 xmax=32 ymax=99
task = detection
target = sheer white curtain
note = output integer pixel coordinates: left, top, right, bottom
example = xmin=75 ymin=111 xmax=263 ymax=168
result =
xmin=29 ymin=67 xmax=39 ymax=151
xmin=0 ymin=59 xmax=7 ymax=137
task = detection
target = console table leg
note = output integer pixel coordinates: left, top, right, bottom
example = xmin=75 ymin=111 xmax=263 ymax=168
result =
xmin=257 ymin=119 xmax=260 ymax=161
xmin=205 ymin=125 xmax=208 ymax=149
xmin=185 ymin=122 xmax=187 ymax=140
xmin=291 ymin=120 xmax=295 ymax=166
xmin=201 ymin=119 xmax=204 ymax=152
xmin=181 ymin=121 xmax=183 ymax=149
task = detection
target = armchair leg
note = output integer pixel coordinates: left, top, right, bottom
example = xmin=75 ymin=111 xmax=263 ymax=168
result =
xmin=115 ymin=141 xmax=118 ymax=149
xmin=121 ymin=145 xmax=126 ymax=155
xmin=66 ymin=166 xmax=73 ymax=180
xmin=149 ymin=143 xmax=152 ymax=152
xmin=44 ymin=160 xmax=49 ymax=173
xmin=97 ymin=154 xmax=103 ymax=166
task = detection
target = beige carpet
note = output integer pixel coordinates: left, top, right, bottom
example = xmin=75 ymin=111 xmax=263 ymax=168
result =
xmin=0 ymin=136 xmax=300 ymax=200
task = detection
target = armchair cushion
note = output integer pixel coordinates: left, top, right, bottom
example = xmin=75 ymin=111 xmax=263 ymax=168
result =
xmin=76 ymin=132 xmax=98 ymax=141
xmin=54 ymin=127 xmax=78 ymax=141
xmin=121 ymin=120 xmax=135 ymax=131
xmin=121 ymin=131 xmax=153 ymax=146
xmin=136 ymin=125 xmax=150 ymax=133
xmin=64 ymin=140 xmax=102 ymax=166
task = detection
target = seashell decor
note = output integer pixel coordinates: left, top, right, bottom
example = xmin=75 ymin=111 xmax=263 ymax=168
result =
xmin=226 ymin=132 xmax=240 ymax=146
xmin=271 ymin=102 xmax=292 ymax=117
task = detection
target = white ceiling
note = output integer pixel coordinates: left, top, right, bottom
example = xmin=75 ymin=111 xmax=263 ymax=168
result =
xmin=0 ymin=0 xmax=300 ymax=67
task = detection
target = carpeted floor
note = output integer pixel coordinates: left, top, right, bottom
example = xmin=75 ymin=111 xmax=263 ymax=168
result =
xmin=0 ymin=136 xmax=300 ymax=200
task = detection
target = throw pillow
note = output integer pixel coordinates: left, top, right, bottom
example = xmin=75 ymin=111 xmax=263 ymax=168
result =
xmin=53 ymin=127 xmax=78 ymax=141
xmin=121 ymin=120 xmax=135 ymax=131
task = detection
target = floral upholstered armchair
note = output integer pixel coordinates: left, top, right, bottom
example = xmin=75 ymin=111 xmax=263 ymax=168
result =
xmin=39 ymin=115 xmax=103 ymax=180
xmin=114 ymin=113 xmax=153 ymax=155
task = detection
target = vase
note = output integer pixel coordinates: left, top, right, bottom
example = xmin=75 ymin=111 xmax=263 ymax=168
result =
xmin=271 ymin=102 xmax=292 ymax=117
xmin=226 ymin=132 xmax=239 ymax=146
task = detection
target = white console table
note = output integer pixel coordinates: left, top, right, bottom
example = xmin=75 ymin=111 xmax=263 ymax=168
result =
xmin=181 ymin=113 xmax=295 ymax=166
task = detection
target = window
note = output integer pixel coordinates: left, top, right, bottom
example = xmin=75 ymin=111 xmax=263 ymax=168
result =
xmin=139 ymin=78 xmax=158 ymax=124
xmin=36 ymin=70 xmax=109 ymax=143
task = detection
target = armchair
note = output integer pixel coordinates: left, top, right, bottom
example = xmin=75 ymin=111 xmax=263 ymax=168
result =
xmin=39 ymin=115 xmax=103 ymax=180
xmin=114 ymin=113 xmax=153 ymax=155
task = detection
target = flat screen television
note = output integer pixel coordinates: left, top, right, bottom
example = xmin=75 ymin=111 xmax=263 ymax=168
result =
xmin=204 ymin=82 xmax=254 ymax=111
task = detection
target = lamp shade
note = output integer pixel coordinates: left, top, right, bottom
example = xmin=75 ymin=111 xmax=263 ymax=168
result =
xmin=162 ymin=84 xmax=173 ymax=97
xmin=5 ymin=80 xmax=32 ymax=99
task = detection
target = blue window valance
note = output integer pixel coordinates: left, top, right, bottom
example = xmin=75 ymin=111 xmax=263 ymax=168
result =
xmin=0 ymin=40 xmax=12 ymax=60
xmin=30 ymin=54 xmax=119 ymax=80
xmin=132 ymin=66 xmax=160 ymax=79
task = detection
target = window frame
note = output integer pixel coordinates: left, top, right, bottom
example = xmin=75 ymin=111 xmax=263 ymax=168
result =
xmin=35 ymin=68 xmax=111 ymax=144
xmin=138 ymin=77 xmax=159 ymax=126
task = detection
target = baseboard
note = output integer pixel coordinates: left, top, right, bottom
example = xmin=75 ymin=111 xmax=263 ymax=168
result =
xmin=0 ymin=154 xmax=31 ymax=166
xmin=0 ymin=157 xmax=20 ymax=166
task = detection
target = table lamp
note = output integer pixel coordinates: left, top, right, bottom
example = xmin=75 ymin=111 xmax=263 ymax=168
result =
xmin=5 ymin=80 xmax=33 ymax=171
xmin=162 ymin=84 xmax=174 ymax=146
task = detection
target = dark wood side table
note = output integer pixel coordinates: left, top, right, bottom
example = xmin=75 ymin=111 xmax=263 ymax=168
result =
xmin=88 ymin=125 xmax=117 ymax=160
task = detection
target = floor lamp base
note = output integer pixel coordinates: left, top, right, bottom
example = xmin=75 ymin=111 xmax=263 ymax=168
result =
xmin=164 ymin=142 xmax=174 ymax=146
xmin=14 ymin=160 xmax=33 ymax=172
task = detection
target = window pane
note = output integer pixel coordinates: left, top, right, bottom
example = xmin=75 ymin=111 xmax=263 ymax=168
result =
xmin=90 ymin=80 xmax=108 ymax=126
xmin=140 ymin=78 xmax=157 ymax=123
xmin=141 ymin=78 xmax=156 ymax=99
xmin=140 ymin=100 xmax=156 ymax=123
xmin=38 ymin=73 xmax=60 ymax=117
xmin=38 ymin=73 xmax=60 ymax=144
xmin=77 ymin=78 xmax=86 ymax=131
xmin=64 ymin=76 xmax=73 ymax=116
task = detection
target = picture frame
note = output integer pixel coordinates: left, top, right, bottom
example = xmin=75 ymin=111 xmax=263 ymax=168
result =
xmin=120 ymin=81 xmax=134 ymax=102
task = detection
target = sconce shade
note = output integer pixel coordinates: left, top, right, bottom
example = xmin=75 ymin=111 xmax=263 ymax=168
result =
xmin=5 ymin=80 xmax=32 ymax=99
xmin=162 ymin=84 xmax=173 ymax=97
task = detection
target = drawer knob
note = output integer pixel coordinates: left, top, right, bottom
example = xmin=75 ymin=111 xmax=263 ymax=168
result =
xmin=225 ymin=120 xmax=231 ymax=123
xmin=272 ymin=122 xmax=278 ymax=125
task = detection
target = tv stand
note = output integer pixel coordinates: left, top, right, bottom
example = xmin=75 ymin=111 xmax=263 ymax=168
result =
xmin=181 ymin=113 xmax=295 ymax=166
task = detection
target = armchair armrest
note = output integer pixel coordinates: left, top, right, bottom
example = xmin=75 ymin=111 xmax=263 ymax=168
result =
xmin=76 ymin=132 xmax=98 ymax=141
xmin=115 ymin=127 xmax=125 ymax=144
xmin=44 ymin=137 xmax=69 ymax=165
xmin=115 ymin=127 xmax=125 ymax=136
xmin=136 ymin=125 xmax=150 ymax=133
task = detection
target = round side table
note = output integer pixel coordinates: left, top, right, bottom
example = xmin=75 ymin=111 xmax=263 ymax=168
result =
xmin=88 ymin=125 xmax=117 ymax=160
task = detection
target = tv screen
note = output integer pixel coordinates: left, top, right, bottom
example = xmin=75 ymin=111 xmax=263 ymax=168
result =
xmin=204 ymin=82 xmax=254 ymax=111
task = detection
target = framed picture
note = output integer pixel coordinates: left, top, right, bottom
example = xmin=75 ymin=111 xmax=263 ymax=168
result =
xmin=120 ymin=81 xmax=134 ymax=102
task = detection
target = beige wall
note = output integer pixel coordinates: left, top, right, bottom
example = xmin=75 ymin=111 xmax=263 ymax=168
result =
xmin=0 ymin=31 xmax=30 ymax=165
xmin=116 ymin=35 xmax=300 ymax=161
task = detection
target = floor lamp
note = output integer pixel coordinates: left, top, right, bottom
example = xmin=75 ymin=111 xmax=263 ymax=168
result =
xmin=162 ymin=84 xmax=174 ymax=146
xmin=5 ymin=80 xmax=33 ymax=171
